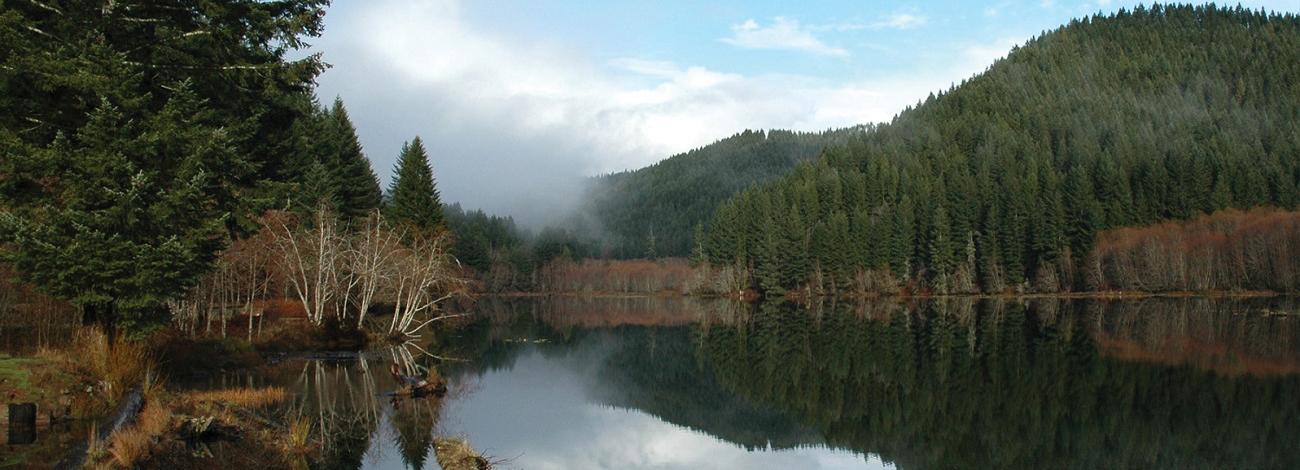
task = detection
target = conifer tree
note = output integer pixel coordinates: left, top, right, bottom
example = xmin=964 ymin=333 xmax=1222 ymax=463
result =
xmin=300 ymin=160 xmax=337 ymax=213
xmin=929 ymin=204 xmax=957 ymax=286
xmin=386 ymin=137 xmax=446 ymax=233
xmin=1063 ymin=165 xmax=1103 ymax=262
xmin=700 ymin=5 xmax=1300 ymax=296
xmin=0 ymin=1 xmax=327 ymax=329
xmin=325 ymin=98 xmax=383 ymax=221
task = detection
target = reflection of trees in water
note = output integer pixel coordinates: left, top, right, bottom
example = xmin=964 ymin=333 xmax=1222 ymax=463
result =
xmin=470 ymin=295 xmax=731 ymax=331
xmin=696 ymin=299 xmax=1300 ymax=469
xmin=597 ymin=326 xmax=824 ymax=450
xmin=390 ymin=398 xmax=440 ymax=469
xmin=441 ymin=298 xmax=824 ymax=450
xmin=1093 ymin=298 xmax=1300 ymax=374
xmin=291 ymin=342 xmax=456 ymax=470
xmin=293 ymin=359 xmax=380 ymax=469
xmin=435 ymin=296 xmax=1299 ymax=467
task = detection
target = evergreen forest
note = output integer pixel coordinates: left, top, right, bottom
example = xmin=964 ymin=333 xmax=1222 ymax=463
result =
xmin=699 ymin=5 xmax=1300 ymax=295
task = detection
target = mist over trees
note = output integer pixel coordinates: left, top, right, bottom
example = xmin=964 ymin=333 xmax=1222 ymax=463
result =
xmin=585 ymin=128 xmax=865 ymax=258
xmin=700 ymin=5 xmax=1300 ymax=295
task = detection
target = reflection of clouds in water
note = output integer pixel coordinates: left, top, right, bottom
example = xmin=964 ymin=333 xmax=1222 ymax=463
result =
xmin=439 ymin=347 xmax=890 ymax=470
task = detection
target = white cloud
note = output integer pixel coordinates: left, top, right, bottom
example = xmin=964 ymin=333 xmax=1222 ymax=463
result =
xmin=311 ymin=0 xmax=1019 ymax=223
xmin=962 ymin=37 xmax=1023 ymax=71
xmin=721 ymin=17 xmax=849 ymax=57
xmin=871 ymin=13 xmax=928 ymax=30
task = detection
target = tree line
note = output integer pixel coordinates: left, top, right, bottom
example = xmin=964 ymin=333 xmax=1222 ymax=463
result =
xmin=700 ymin=5 xmax=1300 ymax=296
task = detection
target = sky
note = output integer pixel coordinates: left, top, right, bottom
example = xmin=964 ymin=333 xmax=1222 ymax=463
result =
xmin=309 ymin=0 xmax=1300 ymax=225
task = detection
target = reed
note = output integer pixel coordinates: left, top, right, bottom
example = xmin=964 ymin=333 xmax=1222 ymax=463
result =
xmin=65 ymin=328 xmax=153 ymax=403
xmin=285 ymin=414 xmax=313 ymax=456
xmin=103 ymin=401 xmax=171 ymax=468
xmin=108 ymin=428 xmax=152 ymax=468
xmin=186 ymin=386 xmax=289 ymax=408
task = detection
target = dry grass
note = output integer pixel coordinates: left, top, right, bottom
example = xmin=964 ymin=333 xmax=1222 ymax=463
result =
xmin=99 ymin=401 xmax=172 ymax=468
xmin=108 ymin=427 xmax=153 ymax=467
xmin=434 ymin=437 xmax=492 ymax=470
xmin=284 ymin=414 xmax=313 ymax=457
xmin=26 ymin=328 xmax=155 ymax=418
xmin=113 ymin=402 xmax=171 ymax=466
xmin=137 ymin=401 xmax=173 ymax=436
xmin=64 ymin=328 xmax=154 ymax=403
xmin=185 ymin=386 xmax=288 ymax=408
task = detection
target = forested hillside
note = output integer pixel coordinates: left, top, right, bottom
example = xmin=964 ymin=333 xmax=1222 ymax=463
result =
xmin=702 ymin=5 xmax=1300 ymax=295
xmin=586 ymin=127 xmax=863 ymax=258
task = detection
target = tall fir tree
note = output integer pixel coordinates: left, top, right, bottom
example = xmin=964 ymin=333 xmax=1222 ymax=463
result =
xmin=0 ymin=1 xmax=327 ymax=329
xmin=386 ymin=137 xmax=446 ymax=233
xmin=324 ymin=98 xmax=383 ymax=221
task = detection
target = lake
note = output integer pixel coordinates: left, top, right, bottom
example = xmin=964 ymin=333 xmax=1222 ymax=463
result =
xmin=166 ymin=295 xmax=1300 ymax=469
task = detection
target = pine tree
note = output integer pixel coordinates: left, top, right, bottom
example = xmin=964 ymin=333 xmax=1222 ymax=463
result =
xmin=1063 ymin=165 xmax=1103 ymax=262
xmin=325 ymin=98 xmax=383 ymax=221
xmin=300 ymin=160 xmax=337 ymax=214
xmin=0 ymin=1 xmax=327 ymax=330
xmin=690 ymin=223 xmax=706 ymax=266
xmin=928 ymin=204 xmax=957 ymax=288
xmin=2 ymin=86 xmax=240 ymax=328
xmin=889 ymin=198 xmax=916 ymax=278
xmin=386 ymin=137 xmax=446 ymax=233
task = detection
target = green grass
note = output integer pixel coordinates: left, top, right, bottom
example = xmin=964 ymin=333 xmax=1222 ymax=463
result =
xmin=0 ymin=353 xmax=38 ymax=395
xmin=0 ymin=353 xmax=63 ymax=408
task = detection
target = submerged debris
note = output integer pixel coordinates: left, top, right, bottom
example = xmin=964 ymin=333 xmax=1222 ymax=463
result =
xmin=389 ymin=363 xmax=448 ymax=397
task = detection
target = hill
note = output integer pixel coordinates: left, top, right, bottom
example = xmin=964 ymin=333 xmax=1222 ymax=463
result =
xmin=700 ymin=4 xmax=1300 ymax=294
xmin=583 ymin=127 xmax=864 ymax=258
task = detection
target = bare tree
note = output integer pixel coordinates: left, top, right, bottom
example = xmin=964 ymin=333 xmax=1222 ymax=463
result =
xmin=388 ymin=230 xmax=468 ymax=338
xmin=342 ymin=211 xmax=403 ymax=329
xmin=269 ymin=205 xmax=344 ymax=326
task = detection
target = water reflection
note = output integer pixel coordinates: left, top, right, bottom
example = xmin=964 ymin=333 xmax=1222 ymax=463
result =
xmin=440 ymin=296 xmax=1299 ymax=469
xmin=177 ymin=296 xmax=1300 ymax=469
xmin=693 ymin=298 xmax=1300 ymax=469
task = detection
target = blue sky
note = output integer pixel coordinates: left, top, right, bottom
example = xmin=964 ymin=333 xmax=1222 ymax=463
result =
xmin=311 ymin=0 xmax=1299 ymax=223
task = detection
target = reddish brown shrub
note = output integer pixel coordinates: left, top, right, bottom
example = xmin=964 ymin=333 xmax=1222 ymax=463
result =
xmin=1090 ymin=207 xmax=1300 ymax=292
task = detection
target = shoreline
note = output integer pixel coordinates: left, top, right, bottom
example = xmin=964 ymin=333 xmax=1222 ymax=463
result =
xmin=481 ymin=289 xmax=1291 ymax=301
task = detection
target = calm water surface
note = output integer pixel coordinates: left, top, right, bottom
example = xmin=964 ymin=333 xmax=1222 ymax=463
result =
xmin=182 ymin=297 xmax=1300 ymax=469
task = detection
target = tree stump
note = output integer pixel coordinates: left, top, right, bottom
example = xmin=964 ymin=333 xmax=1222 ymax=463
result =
xmin=8 ymin=403 xmax=36 ymax=445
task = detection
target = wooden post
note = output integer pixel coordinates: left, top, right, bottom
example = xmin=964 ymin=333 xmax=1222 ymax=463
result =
xmin=8 ymin=403 xmax=36 ymax=444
